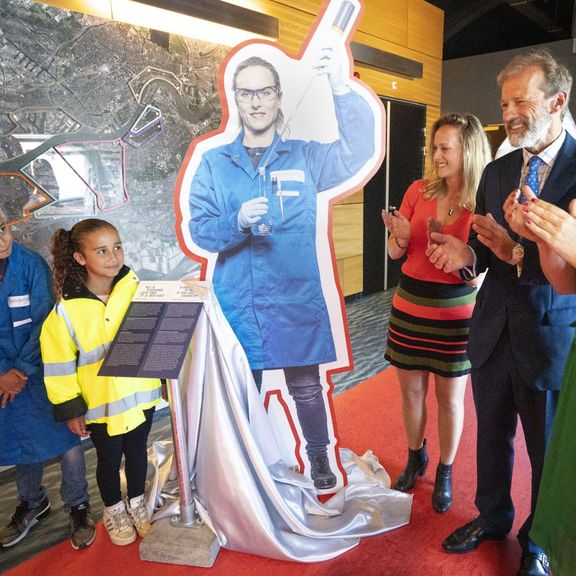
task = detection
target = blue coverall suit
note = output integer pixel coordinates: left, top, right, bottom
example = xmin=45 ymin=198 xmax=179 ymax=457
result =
xmin=0 ymin=242 xmax=88 ymax=510
xmin=189 ymin=90 xmax=375 ymax=457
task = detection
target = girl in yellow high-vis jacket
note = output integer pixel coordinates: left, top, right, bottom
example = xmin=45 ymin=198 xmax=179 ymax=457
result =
xmin=40 ymin=219 xmax=161 ymax=547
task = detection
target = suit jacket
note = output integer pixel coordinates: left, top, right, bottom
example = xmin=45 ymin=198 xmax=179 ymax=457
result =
xmin=467 ymin=132 xmax=576 ymax=391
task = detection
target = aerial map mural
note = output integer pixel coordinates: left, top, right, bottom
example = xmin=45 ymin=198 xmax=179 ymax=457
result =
xmin=0 ymin=0 xmax=226 ymax=278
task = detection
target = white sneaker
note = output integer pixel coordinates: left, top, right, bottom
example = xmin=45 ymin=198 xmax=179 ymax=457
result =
xmin=103 ymin=501 xmax=136 ymax=546
xmin=125 ymin=495 xmax=151 ymax=538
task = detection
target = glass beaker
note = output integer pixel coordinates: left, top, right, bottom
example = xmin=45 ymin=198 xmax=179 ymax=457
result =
xmin=251 ymin=167 xmax=275 ymax=235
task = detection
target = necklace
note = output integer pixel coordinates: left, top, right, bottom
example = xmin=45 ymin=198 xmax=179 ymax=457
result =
xmin=448 ymin=207 xmax=454 ymax=216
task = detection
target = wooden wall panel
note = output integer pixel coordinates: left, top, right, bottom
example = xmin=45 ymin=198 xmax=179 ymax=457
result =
xmin=264 ymin=0 xmax=442 ymax=111
xmin=270 ymin=0 xmax=409 ymax=47
xmin=333 ymin=200 xmax=363 ymax=297
xmin=259 ymin=1 xmax=316 ymax=54
xmin=336 ymin=189 xmax=364 ymax=205
xmin=359 ymin=0 xmax=408 ymax=47
xmin=337 ymin=255 xmax=363 ymax=296
xmin=350 ymin=34 xmax=442 ymax=107
xmin=333 ymin=203 xmax=363 ymax=260
xmin=267 ymin=0 xmax=323 ymax=16
xmin=407 ymin=0 xmax=444 ymax=59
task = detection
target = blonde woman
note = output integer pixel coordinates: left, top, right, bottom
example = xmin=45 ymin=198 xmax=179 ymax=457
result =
xmin=382 ymin=113 xmax=491 ymax=512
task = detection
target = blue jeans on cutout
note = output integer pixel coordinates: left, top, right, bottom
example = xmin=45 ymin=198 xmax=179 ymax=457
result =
xmin=15 ymin=443 xmax=89 ymax=513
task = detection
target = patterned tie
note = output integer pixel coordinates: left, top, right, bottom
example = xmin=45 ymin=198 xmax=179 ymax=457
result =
xmin=525 ymin=155 xmax=544 ymax=196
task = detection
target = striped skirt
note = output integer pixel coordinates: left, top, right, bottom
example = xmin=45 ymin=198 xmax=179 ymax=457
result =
xmin=384 ymin=273 xmax=476 ymax=377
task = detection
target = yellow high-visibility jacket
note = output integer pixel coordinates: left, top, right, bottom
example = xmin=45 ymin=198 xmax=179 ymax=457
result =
xmin=40 ymin=266 xmax=161 ymax=436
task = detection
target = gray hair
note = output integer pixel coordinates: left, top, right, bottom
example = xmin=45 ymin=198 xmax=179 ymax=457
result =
xmin=497 ymin=49 xmax=572 ymax=115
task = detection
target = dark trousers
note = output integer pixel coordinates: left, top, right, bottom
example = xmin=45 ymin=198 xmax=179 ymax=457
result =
xmin=472 ymin=325 xmax=558 ymax=553
xmin=253 ymin=365 xmax=330 ymax=458
xmin=88 ymin=407 xmax=155 ymax=507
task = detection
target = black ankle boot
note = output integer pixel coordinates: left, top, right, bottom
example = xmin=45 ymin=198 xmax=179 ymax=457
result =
xmin=432 ymin=462 xmax=453 ymax=513
xmin=309 ymin=454 xmax=337 ymax=490
xmin=395 ymin=439 xmax=429 ymax=492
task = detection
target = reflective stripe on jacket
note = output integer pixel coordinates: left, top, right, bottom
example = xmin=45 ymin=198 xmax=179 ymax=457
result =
xmin=40 ymin=266 xmax=161 ymax=436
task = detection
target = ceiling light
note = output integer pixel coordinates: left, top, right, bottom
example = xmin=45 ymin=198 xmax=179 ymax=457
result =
xmin=112 ymin=0 xmax=278 ymax=46
xmin=37 ymin=0 xmax=279 ymax=46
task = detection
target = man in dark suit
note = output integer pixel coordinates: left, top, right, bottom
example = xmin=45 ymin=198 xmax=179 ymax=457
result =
xmin=426 ymin=50 xmax=576 ymax=576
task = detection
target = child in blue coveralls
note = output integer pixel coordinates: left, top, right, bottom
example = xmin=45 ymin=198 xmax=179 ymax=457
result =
xmin=0 ymin=206 xmax=94 ymax=550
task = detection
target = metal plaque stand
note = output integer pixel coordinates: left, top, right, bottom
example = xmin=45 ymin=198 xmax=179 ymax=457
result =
xmin=140 ymin=375 xmax=220 ymax=566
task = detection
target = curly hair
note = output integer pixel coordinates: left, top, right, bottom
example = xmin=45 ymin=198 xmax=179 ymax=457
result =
xmin=51 ymin=219 xmax=118 ymax=298
xmin=425 ymin=112 xmax=492 ymax=211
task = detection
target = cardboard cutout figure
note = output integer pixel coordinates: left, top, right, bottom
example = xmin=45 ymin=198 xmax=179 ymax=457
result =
xmin=175 ymin=0 xmax=384 ymax=491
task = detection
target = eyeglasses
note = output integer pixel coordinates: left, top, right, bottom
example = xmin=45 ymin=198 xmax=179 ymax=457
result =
xmin=234 ymin=86 xmax=280 ymax=103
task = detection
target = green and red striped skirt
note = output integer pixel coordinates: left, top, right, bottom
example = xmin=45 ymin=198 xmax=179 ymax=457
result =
xmin=385 ymin=273 xmax=476 ymax=377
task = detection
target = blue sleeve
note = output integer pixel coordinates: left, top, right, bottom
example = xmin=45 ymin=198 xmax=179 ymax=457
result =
xmin=13 ymin=256 xmax=54 ymax=377
xmin=307 ymin=90 xmax=376 ymax=192
xmin=188 ymin=154 xmax=251 ymax=253
xmin=0 ymin=348 xmax=12 ymax=374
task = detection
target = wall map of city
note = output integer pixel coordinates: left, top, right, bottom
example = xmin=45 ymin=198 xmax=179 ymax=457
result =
xmin=0 ymin=0 xmax=226 ymax=278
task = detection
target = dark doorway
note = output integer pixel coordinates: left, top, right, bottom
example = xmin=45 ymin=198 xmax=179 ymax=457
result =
xmin=363 ymin=98 xmax=426 ymax=294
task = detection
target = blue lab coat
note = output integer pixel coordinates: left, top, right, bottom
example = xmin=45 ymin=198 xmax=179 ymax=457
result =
xmin=189 ymin=90 xmax=375 ymax=369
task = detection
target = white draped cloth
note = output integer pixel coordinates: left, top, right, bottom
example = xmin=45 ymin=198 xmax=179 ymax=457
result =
xmin=148 ymin=284 xmax=412 ymax=562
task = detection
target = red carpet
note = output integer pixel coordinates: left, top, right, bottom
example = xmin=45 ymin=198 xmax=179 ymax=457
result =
xmin=7 ymin=368 xmax=530 ymax=576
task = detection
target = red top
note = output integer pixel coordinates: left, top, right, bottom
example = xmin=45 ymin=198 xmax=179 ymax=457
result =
xmin=399 ymin=179 xmax=473 ymax=284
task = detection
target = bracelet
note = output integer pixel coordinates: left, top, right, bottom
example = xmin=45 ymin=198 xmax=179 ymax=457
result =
xmin=393 ymin=236 xmax=408 ymax=249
